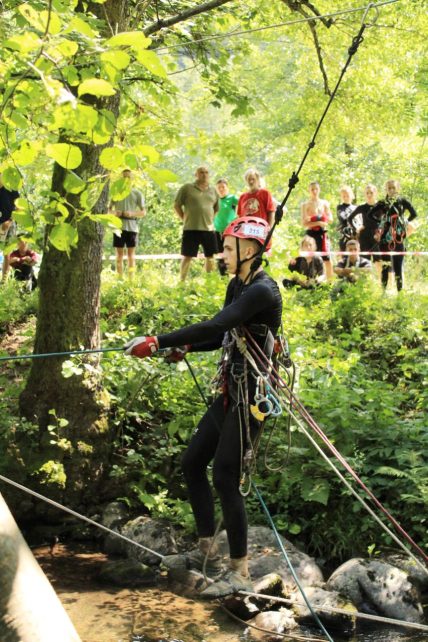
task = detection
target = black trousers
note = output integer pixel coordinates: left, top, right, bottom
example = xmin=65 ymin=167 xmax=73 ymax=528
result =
xmin=380 ymin=243 xmax=404 ymax=291
xmin=181 ymin=394 xmax=260 ymax=559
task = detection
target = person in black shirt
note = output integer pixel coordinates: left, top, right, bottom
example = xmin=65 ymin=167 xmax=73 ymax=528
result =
xmin=336 ymin=185 xmax=357 ymax=252
xmin=347 ymin=184 xmax=382 ymax=275
xmin=370 ymin=179 xmax=417 ymax=291
xmin=282 ymin=235 xmax=325 ymax=289
xmin=125 ymin=217 xmax=282 ymax=599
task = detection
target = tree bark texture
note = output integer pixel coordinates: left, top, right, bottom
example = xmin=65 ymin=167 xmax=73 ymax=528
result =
xmin=19 ymin=1 xmax=128 ymax=504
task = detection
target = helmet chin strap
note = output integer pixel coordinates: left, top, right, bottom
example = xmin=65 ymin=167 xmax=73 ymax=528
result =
xmin=235 ymin=239 xmax=263 ymax=286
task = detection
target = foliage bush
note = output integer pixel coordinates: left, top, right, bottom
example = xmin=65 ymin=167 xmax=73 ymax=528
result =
xmin=0 ymin=260 xmax=426 ymax=564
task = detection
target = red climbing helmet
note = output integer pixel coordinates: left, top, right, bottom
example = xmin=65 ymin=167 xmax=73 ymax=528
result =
xmin=222 ymin=216 xmax=271 ymax=247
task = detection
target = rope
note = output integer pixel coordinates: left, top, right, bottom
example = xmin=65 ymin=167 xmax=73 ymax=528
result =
xmin=0 ymin=346 xmax=125 ymax=363
xmin=252 ymin=2 xmax=380 ymax=268
xmin=239 ymin=590 xmax=428 ymax=633
xmin=0 ymin=474 xmax=164 ymax=560
xmin=155 ymin=0 xmax=401 ymax=53
xmin=242 ymin=331 xmax=428 ymax=574
xmin=254 ymin=482 xmax=334 ymax=642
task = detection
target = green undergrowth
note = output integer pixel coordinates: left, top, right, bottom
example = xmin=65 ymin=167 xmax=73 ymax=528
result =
xmin=0 ymin=262 xmax=427 ymax=563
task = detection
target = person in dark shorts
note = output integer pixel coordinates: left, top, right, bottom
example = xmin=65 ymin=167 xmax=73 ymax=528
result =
xmin=174 ymin=166 xmax=219 ymax=281
xmin=109 ymin=169 xmax=145 ymax=279
xmin=301 ymin=181 xmax=333 ymax=280
xmin=125 ymin=217 xmax=282 ymax=599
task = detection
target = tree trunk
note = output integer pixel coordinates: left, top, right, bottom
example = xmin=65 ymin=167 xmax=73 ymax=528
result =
xmin=19 ymin=1 xmax=128 ymax=505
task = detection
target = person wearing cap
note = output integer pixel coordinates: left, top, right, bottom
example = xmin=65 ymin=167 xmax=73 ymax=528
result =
xmin=125 ymin=216 xmax=282 ymax=599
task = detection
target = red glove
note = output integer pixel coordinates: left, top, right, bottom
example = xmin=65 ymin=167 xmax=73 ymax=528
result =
xmin=124 ymin=336 xmax=159 ymax=358
xmin=164 ymin=345 xmax=191 ymax=363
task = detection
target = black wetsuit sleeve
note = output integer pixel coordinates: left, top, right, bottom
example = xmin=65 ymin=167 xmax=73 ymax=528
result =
xmin=402 ymin=199 xmax=417 ymax=221
xmin=369 ymin=201 xmax=386 ymax=223
xmin=157 ymin=279 xmax=276 ymax=350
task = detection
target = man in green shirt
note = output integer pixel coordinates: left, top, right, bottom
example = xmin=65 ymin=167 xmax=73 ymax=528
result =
xmin=174 ymin=166 xmax=219 ymax=281
xmin=110 ymin=170 xmax=145 ymax=278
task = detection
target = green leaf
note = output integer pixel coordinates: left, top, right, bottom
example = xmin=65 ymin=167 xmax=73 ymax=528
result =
xmin=12 ymin=141 xmax=40 ymax=166
xmin=2 ymin=167 xmax=22 ymax=190
xmin=109 ymin=177 xmax=131 ymax=201
xmin=46 ymin=143 xmax=82 ymax=169
xmin=5 ymin=32 xmax=41 ymax=53
xmin=49 ymin=222 xmax=78 ymax=253
xmin=78 ymin=78 xmax=116 ymax=98
xmin=135 ymin=49 xmax=167 ymax=79
xmin=146 ymin=167 xmax=178 ymax=188
xmin=53 ymin=39 xmax=79 ymax=58
xmin=18 ymin=4 xmax=62 ymax=34
xmin=101 ymin=50 xmax=131 ymax=70
xmin=106 ymin=32 xmax=151 ymax=50
xmin=12 ymin=210 xmax=34 ymax=230
xmin=135 ymin=144 xmax=160 ymax=164
xmin=63 ymin=171 xmax=86 ymax=194
xmin=88 ymin=213 xmax=122 ymax=229
xmin=93 ymin=109 xmax=116 ymax=144
xmin=68 ymin=16 xmax=97 ymax=38
xmin=99 ymin=147 xmax=124 ymax=170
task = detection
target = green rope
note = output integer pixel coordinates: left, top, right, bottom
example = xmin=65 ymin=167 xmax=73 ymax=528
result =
xmin=0 ymin=346 xmax=125 ymax=362
xmin=253 ymin=481 xmax=335 ymax=642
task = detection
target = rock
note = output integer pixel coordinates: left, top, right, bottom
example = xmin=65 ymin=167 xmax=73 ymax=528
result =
xmin=327 ymin=558 xmax=424 ymax=623
xmin=101 ymin=501 xmax=129 ymax=529
xmin=98 ymin=558 xmax=156 ymax=587
xmin=247 ymin=608 xmax=298 ymax=640
xmin=384 ymin=554 xmax=428 ymax=593
xmin=216 ymin=526 xmax=323 ymax=588
xmin=121 ymin=516 xmax=178 ymax=565
xmin=289 ymin=585 xmax=357 ymax=631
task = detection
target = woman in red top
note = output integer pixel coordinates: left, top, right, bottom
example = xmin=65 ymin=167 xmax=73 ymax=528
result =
xmin=237 ymin=168 xmax=275 ymax=226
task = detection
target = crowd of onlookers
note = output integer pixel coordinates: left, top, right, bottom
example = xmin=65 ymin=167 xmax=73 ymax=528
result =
xmin=0 ymin=166 xmax=419 ymax=293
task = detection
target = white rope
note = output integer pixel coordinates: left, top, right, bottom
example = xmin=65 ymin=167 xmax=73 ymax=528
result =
xmin=239 ymin=590 xmax=428 ymax=633
xmin=155 ymin=0 xmax=401 ymax=53
xmin=0 ymin=474 xmax=164 ymax=560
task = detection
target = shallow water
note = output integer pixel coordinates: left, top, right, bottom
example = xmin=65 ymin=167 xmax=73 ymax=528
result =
xmin=34 ymin=544 xmax=427 ymax=642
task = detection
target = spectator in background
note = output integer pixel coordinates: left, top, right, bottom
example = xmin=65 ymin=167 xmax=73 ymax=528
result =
xmin=301 ymin=181 xmax=333 ymax=280
xmin=334 ymin=238 xmax=371 ymax=283
xmin=174 ymin=166 xmax=219 ymax=281
xmin=8 ymin=235 xmax=38 ymax=291
xmin=282 ymin=235 xmax=325 ymax=289
xmin=348 ymin=184 xmax=382 ymax=276
xmin=0 ymin=172 xmax=20 ymax=281
xmin=336 ymin=185 xmax=357 ymax=252
xmin=214 ymin=178 xmax=238 ymax=276
xmin=237 ymin=168 xmax=275 ymax=226
xmin=109 ymin=169 xmax=145 ymax=279
xmin=370 ymin=179 xmax=417 ymax=292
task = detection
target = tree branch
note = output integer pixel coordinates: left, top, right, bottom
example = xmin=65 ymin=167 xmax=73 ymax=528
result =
xmin=282 ymin=0 xmax=331 ymax=95
xmin=143 ymin=0 xmax=234 ymax=37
